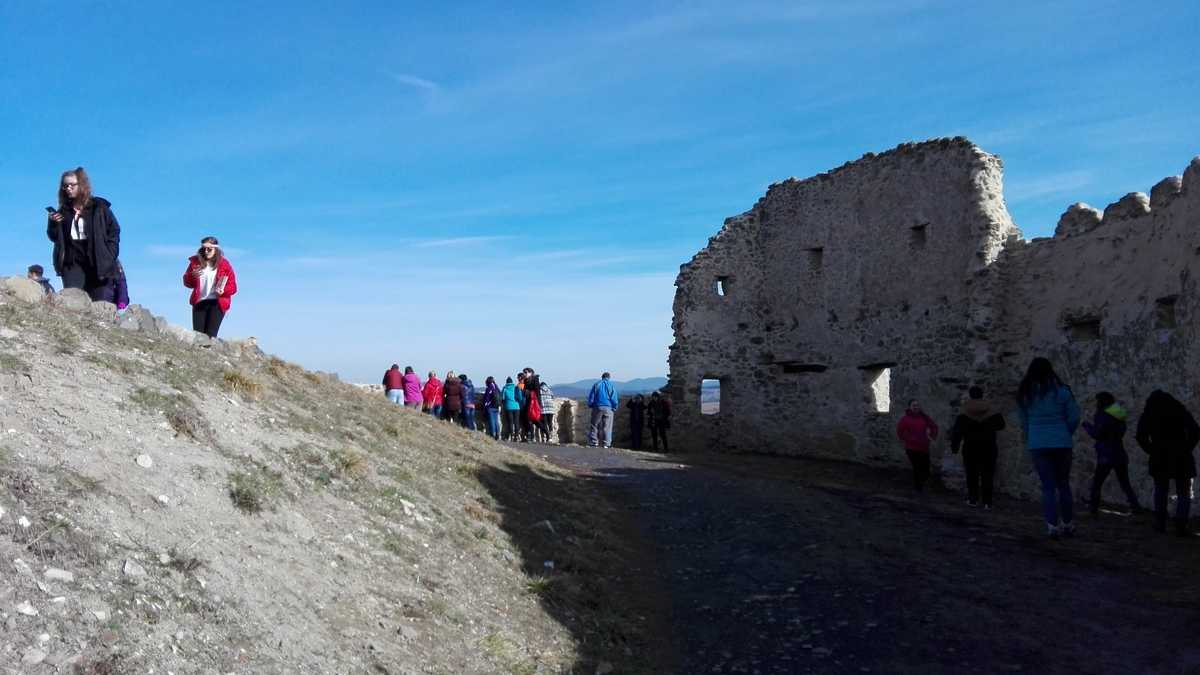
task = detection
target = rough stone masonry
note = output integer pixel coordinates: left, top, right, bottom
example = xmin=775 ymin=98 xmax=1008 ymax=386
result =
xmin=669 ymin=137 xmax=1200 ymax=499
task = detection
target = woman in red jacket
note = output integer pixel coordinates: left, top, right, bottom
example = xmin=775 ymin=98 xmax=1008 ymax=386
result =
xmin=182 ymin=236 xmax=238 ymax=338
xmin=897 ymin=399 xmax=939 ymax=492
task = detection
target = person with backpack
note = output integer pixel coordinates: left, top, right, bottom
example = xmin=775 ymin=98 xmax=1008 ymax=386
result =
xmin=482 ymin=376 xmax=503 ymax=440
xmin=524 ymin=371 xmax=544 ymax=443
xmin=501 ymin=376 xmax=523 ymax=441
xmin=401 ymin=366 xmax=423 ymax=410
xmin=587 ymin=372 xmax=619 ymax=448
xmin=442 ymin=371 xmax=462 ymax=425
xmin=460 ymin=374 xmax=478 ymax=431
xmin=950 ymin=386 xmax=1005 ymax=509
xmin=182 ymin=236 xmax=238 ymax=338
xmin=537 ymin=380 xmax=556 ymax=443
xmin=1135 ymin=390 xmax=1200 ymax=536
xmin=1016 ymin=357 xmax=1081 ymax=539
xmin=647 ymin=392 xmax=671 ymax=452
xmin=422 ymin=371 xmax=443 ymax=417
xmin=382 ymin=364 xmax=404 ymax=405
xmin=1082 ymin=392 xmax=1141 ymax=515
xmin=897 ymin=399 xmax=940 ymax=493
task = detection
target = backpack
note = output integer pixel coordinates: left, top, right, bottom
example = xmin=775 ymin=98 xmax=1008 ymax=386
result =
xmin=529 ymin=391 xmax=542 ymax=422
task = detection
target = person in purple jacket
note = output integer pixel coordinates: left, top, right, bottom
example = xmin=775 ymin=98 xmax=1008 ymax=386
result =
xmin=1082 ymin=391 xmax=1141 ymax=515
xmin=401 ymin=367 xmax=423 ymax=410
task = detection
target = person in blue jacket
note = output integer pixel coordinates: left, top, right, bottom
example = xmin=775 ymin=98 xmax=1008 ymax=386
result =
xmin=1016 ymin=357 xmax=1081 ymax=539
xmin=500 ymin=377 xmax=524 ymax=442
xmin=1082 ymin=391 xmax=1141 ymax=515
xmin=587 ymin=372 xmax=619 ymax=448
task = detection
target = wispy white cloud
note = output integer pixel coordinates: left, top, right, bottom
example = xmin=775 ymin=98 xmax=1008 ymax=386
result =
xmin=384 ymin=71 xmax=440 ymax=92
xmin=413 ymin=235 xmax=510 ymax=248
xmin=1005 ymin=170 xmax=1094 ymax=202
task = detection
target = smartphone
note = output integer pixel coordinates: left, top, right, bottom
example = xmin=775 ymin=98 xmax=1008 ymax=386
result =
xmin=45 ymin=206 xmax=56 ymax=213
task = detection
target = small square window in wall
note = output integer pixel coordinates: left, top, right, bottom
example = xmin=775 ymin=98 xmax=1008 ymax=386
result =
xmin=701 ymin=378 xmax=722 ymax=415
xmin=806 ymin=247 xmax=824 ymax=271
xmin=1156 ymin=296 xmax=1178 ymax=329
xmin=864 ymin=367 xmax=891 ymax=414
xmin=1065 ymin=318 xmax=1101 ymax=342
xmin=715 ymin=276 xmax=731 ymax=297
xmin=910 ymin=224 xmax=928 ymax=249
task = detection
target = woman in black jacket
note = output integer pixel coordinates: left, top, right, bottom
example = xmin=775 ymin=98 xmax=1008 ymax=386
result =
xmin=950 ymin=386 xmax=1006 ymax=509
xmin=46 ymin=167 xmax=121 ymax=301
xmin=1135 ymin=390 xmax=1200 ymax=536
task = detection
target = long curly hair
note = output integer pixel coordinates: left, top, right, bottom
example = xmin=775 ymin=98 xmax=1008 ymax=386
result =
xmin=58 ymin=167 xmax=93 ymax=210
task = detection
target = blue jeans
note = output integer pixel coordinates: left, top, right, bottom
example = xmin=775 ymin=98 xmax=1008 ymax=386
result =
xmin=1154 ymin=477 xmax=1192 ymax=524
xmin=386 ymin=389 xmax=402 ymax=405
xmin=427 ymin=404 xmax=442 ymax=418
xmin=1031 ymin=447 xmax=1074 ymax=525
xmin=486 ymin=408 xmax=500 ymax=439
xmin=463 ymin=407 xmax=477 ymax=431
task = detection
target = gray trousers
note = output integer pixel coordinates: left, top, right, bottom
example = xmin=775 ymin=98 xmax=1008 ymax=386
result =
xmin=588 ymin=406 xmax=614 ymax=447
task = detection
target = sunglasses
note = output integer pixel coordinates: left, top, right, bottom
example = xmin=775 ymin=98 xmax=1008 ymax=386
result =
xmin=201 ymin=245 xmax=218 ymax=251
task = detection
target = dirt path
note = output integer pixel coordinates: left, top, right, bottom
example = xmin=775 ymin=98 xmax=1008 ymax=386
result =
xmin=510 ymin=443 xmax=1200 ymax=674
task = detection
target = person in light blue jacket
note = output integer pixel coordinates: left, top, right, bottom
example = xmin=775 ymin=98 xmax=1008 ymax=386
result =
xmin=587 ymin=372 xmax=619 ymax=448
xmin=1016 ymin=357 xmax=1082 ymax=539
xmin=500 ymin=377 xmax=523 ymax=442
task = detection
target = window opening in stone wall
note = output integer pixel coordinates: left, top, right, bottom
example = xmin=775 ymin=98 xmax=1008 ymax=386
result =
xmin=1065 ymin=318 xmax=1101 ymax=341
xmin=910 ymin=224 xmax=928 ymax=249
xmin=859 ymin=365 xmax=893 ymax=414
xmin=806 ymin=247 xmax=824 ymax=271
xmin=701 ymin=378 xmax=721 ymax=415
xmin=1156 ymin=296 xmax=1178 ymax=329
xmin=715 ymin=276 xmax=730 ymax=297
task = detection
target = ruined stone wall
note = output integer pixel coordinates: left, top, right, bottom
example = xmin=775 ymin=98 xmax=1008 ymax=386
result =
xmin=670 ymin=138 xmax=1200 ymax=498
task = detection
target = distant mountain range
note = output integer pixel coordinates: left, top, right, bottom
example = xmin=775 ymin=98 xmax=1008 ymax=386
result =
xmin=552 ymin=376 xmax=668 ymax=400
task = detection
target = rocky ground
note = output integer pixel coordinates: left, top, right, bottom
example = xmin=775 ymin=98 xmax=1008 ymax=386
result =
xmin=0 ymin=278 xmax=647 ymax=674
xmin=508 ymin=442 xmax=1200 ymax=675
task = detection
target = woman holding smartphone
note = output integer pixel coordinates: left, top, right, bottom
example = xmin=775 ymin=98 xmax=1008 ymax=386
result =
xmin=45 ymin=167 xmax=121 ymax=300
xmin=182 ymin=236 xmax=238 ymax=338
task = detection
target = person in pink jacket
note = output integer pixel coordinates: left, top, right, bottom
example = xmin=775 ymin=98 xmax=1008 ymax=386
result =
xmin=402 ymin=366 xmax=423 ymax=410
xmin=897 ymin=399 xmax=939 ymax=492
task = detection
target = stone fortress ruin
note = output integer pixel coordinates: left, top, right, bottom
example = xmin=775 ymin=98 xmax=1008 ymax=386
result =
xmin=669 ymin=137 xmax=1200 ymax=498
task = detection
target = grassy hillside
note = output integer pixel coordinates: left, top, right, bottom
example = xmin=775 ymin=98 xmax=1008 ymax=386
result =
xmin=0 ymin=280 xmax=653 ymax=674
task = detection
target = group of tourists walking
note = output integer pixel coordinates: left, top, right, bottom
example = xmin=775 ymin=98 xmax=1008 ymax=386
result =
xmin=382 ymin=365 xmax=557 ymax=443
xmin=898 ymin=356 xmax=1199 ymax=539
xmin=38 ymin=167 xmax=238 ymax=338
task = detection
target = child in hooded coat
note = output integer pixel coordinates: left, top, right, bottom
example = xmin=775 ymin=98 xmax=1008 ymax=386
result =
xmin=1082 ymin=392 xmax=1141 ymax=514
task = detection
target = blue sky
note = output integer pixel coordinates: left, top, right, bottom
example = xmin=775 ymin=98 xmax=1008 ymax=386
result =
xmin=2 ymin=1 xmax=1197 ymax=383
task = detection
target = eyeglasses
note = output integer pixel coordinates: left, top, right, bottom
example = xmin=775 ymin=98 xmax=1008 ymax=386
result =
xmin=202 ymin=246 xmax=218 ymax=251
xmin=61 ymin=183 xmax=78 ymax=188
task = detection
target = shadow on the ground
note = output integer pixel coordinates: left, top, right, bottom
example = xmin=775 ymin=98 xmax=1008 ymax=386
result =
xmin=474 ymin=459 xmax=676 ymax=674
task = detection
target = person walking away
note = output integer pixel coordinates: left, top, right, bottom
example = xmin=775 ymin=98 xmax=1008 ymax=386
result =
xmin=627 ymin=394 xmax=647 ymax=450
xmin=182 ymin=237 xmax=238 ymax=339
xmin=587 ymin=373 xmax=619 ymax=448
xmin=896 ymin=400 xmax=939 ymax=493
xmin=501 ymin=377 xmax=523 ymax=441
xmin=1083 ymin=392 xmax=1142 ymax=514
xmin=382 ymin=364 xmax=404 ymax=405
xmin=460 ymin=374 xmax=478 ymax=431
xmin=950 ymin=386 xmax=1005 ymax=509
xmin=525 ymin=372 xmax=543 ymax=443
xmin=422 ymin=371 xmax=443 ymax=417
xmin=647 ymin=392 xmax=671 ymax=452
xmin=27 ymin=265 xmax=54 ymax=295
xmin=46 ymin=167 xmax=120 ymax=301
xmin=442 ymin=371 xmax=463 ymax=425
xmin=402 ymin=367 xmax=423 ymax=410
xmin=1016 ymin=357 xmax=1081 ymax=539
xmin=538 ymin=380 xmax=556 ymax=443
xmin=482 ymin=376 xmax=502 ymax=440
xmin=1135 ymin=390 xmax=1200 ymax=536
